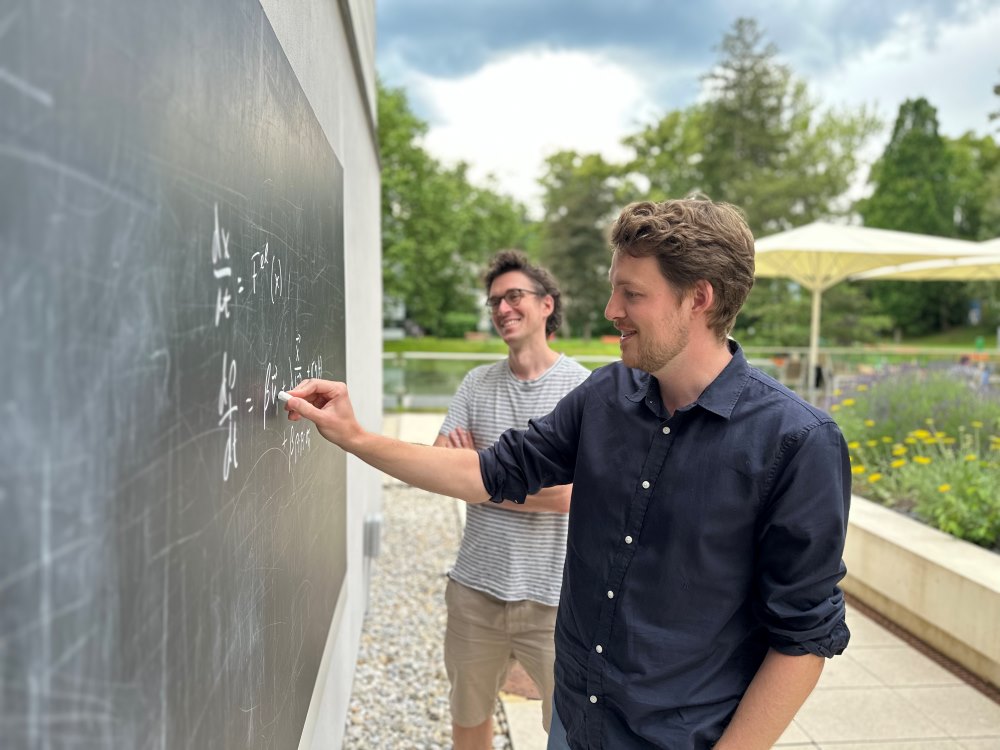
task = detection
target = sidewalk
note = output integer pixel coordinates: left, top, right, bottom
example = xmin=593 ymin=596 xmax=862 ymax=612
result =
xmin=382 ymin=413 xmax=1000 ymax=749
xmin=503 ymin=604 xmax=1000 ymax=749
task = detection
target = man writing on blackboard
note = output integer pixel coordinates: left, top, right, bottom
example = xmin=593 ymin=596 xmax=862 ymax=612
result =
xmin=283 ymin=197 xmax=852 ymax=750
xmin=433 ymin=250 xmax=589 ymax=749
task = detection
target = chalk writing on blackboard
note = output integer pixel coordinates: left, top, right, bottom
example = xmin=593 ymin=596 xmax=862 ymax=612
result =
xmin=208 ymin=203 xmax=324 ymax=480
xmin=211 ymin=203 xmax=233 ymax=327
xmin=218 ymin=350 xmax=239 ymax=481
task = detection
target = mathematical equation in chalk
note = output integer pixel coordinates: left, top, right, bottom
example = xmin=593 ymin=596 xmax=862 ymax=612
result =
xmin=209 ymin=202 xmax=325 ymax=481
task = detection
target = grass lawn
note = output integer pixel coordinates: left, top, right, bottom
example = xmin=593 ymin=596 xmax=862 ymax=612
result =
xmin=383 ymin=336 xmax=623 ymax=357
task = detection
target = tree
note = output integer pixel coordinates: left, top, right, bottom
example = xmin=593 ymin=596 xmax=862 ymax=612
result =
xmin=857 ymin=98 xmax=969 ymax=335
xmin=378 ymin=80 xmax=533 ymax=335
xmin=859 ymin=98 xmax=954 ymax=235
xmin=948 ymin=132 xmax=1000 ymax=241
xmin=538 ymin=151 xmax=619 ymax=339
xmin=626 ymin=18 xmax=879 ymax=236
xmin=624 ymin=18 xmax=880 ymax=346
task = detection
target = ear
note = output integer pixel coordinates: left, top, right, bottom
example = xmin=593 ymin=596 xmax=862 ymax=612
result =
xmin=687 ymin=280 xmax=715 ymax=317
xmin=541 ymin=293 xmax=555 ymax=316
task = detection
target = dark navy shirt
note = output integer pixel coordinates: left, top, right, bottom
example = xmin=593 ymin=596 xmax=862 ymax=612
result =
xmin=478 ymin=343 xmax=851 ymax=750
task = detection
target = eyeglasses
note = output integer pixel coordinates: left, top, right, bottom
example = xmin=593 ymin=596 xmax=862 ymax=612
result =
xmin=485 ymin=288 xmax=544 ymax=312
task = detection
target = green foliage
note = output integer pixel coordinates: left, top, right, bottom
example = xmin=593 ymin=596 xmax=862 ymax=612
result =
xmin=383 ymin=336 xmax=623 ymax=358
xmin=378 ymin=80 xmax=534 ymax=335
xmin=438 ymin=312 xmax=481 ymax=339
xmin=856 ymin=98 xmax=1000 ymax=336
xmin=949 ymin=132 xmax=1000 ymax=240
xmin=623 ymin=19 xmax=879 ymax=345
xmin=859 ymin=98 xmax=954 ymax=236
xmin=627 ymin=18 xmax=880 ymax=236
xmin=538 ymin=151 xmax=620 ymax=339
xmin=834 ymin=372 xmax=1000 ymax=548
xmin=738 ymin=281 xmax=893 ymax=347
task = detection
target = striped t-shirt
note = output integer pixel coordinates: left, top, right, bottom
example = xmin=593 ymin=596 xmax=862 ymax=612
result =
xmin=440 ymin=354 xmax=591 ymax=606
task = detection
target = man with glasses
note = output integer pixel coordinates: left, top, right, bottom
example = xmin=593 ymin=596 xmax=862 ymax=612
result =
xmin=283 ymin=199 xmax=850 ymax=749
xmin=433 ymin=250 xmax=589 ymax=749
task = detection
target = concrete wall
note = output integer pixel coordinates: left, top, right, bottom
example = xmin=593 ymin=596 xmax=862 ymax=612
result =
xmin=260 ymin=2 xmax=382 ymax=747
xmin=843 ymin=496 xmax=1000 ymax=688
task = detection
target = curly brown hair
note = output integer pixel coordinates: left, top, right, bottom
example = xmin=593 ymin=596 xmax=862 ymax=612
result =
xmin=610 ymin=198 xmax=755 ymax=340
xmin=483 ymin=250 xmax=563 ymax=337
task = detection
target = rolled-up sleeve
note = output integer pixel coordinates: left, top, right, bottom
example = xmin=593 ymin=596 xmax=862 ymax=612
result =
xmin=755 ymin=419 xmax=852 ymax=658
xmin=478 ymin=378 xmax=588 ymax=505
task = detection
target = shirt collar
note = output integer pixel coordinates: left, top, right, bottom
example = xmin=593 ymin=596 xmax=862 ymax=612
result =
xmin=625 ymin=339 xmax=750 ymax=420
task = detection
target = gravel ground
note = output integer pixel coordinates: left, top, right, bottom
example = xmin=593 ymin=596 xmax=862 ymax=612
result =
xmin=344 ymin=480 xmax=512 ymax=749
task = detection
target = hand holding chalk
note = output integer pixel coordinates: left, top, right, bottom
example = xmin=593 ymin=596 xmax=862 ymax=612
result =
xmin=280 ymin=379 xmax=363 ymax=450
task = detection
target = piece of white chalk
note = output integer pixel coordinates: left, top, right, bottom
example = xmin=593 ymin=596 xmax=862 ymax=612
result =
xmin=277 ymin=390 xmax=292 ymax=405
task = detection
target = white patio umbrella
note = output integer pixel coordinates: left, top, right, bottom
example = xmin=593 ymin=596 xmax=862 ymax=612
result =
xmin=753 ymin=222 xmax=979 ymax=401
xmin=851 ymin=253 xmax=1000 ymax=282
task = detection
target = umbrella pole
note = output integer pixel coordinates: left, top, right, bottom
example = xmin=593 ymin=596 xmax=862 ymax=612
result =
xmin=808 ymin=287 xmax=822 ymax=404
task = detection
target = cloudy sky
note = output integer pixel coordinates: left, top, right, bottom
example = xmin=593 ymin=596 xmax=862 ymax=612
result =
xmin=376 ymin=0 xmax=1000 ymax=213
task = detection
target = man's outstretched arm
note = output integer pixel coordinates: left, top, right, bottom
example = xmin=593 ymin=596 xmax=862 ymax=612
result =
xmin=285 ymin=379 xmax=489 ymax=504
xmin=434 ymin=429 xmax=571 ymax=513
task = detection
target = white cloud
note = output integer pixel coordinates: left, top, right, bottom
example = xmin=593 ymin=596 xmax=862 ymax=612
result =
xmin=812 ymin=4 xmax=1000 ymax=138
xmin=389 ymin=6 xmax=1000 ymax=217
xmin=405 ymin=49 xmax=657 ymax=215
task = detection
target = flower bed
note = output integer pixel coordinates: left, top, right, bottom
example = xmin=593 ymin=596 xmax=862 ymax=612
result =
xmin=830 ymin=367 xmax=1000 ymax=550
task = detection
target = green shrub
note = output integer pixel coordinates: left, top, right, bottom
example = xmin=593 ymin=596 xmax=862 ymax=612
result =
xmin=438 ymin=312 xmax=482 ymax=339
xmin=833 ymin=371 xmax=1000 ymax=550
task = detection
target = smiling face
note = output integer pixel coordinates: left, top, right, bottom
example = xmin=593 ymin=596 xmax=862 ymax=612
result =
xmin=605 ymin=251 xmax=690 ymax=374
xmin=488 ymin=270 xmax=552 ymax=347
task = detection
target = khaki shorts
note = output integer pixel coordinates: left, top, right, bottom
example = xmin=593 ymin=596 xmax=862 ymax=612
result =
xmin=444 ymin=578 xmax=557 ymax=731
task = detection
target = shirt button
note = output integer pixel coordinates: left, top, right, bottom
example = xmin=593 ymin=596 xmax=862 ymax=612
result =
xmin=641 ymin=480 xmax=650 ymax=489
xmin=595 ymin=644 xmax=603 ymax=654
xmin=607 ymin=590 xmax=614 ymax=599
xmin=590 ymin=695 xmax=598 ymax=704
xmin=625 ymin=535 xmax=633 ymax=544
xmin=662 ymin=425 xmax=671 ymax=435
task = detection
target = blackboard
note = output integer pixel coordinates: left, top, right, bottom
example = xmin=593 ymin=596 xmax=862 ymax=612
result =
xmin=0 ymin=1 xmax=347 ymax=748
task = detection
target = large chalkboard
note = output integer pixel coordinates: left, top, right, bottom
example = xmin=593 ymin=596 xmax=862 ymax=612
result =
xmin=0 ymin=1 xmax=347 ymax=748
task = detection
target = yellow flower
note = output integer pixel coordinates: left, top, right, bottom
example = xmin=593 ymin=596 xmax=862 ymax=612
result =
xmin=890 ymin=459 xmax=907 ymax=469
xmin=892 ymin=446 xmax=907 ymax=456
xmin=904 ymin=437 xmax=917 ymax=445
xmin=913 ymin=456 xmax=932 ymax=465
xmin=942 ymin=437 xmax=956 ymax=445
xmin=938 ymin=484 xmax=951 ymax=493
xmin=868 ymin=473 xmax=882 ymax=482
xmin=971 ymin=420 xmax=984 ymax=429
xmin=833 ymin=389 xmax=842 ymax=396
xmin=847 ymin=441 xmax=861 ymax=449
xmin=842 ymin=398 xmax=856 ymax=406
xmin=851 ymin=465 xmax=866 ymax=475
xmin=864 ymin=419 xmax=875 ymax=427
xmin=866 ymin=440 xmax=878 ymax=447
xmin=830 ymin=404 xmax=840 ymax=412
xmin=881 ymin=436 xmax=893 ymax=443
xmin=857 ymin=384 xmax=869 ymax=392
xmin=913 ymin=429 xmax=931 ymax=439
xmin=965 ymin=454 xmax=978 ymax=462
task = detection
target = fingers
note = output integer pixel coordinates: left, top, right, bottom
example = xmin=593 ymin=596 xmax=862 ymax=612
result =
xmin=446 ymin=427 xmax=475 ymax=449
xmin=284 ymin=393 xmax=325 ymax=424
xmin=288 ymin=378 xmax=340 ymax=401
xmin=287 ymin=379 xmax=345 ymax=410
